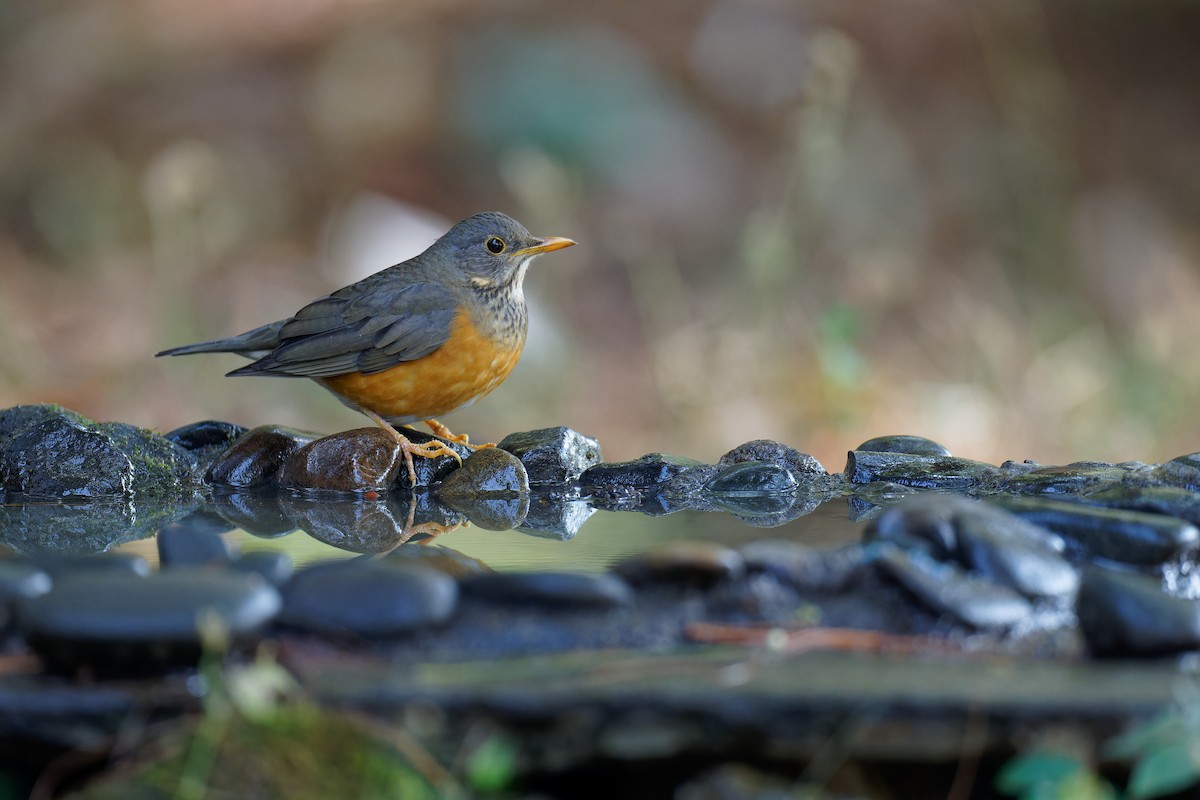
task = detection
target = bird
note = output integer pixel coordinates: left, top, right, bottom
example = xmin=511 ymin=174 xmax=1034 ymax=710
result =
xmin=158 ymin=211 xmax=576 ymax=486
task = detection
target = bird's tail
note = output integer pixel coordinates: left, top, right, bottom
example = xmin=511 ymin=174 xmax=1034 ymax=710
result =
xmin=156 ymin=320 xmax=287 ymax=358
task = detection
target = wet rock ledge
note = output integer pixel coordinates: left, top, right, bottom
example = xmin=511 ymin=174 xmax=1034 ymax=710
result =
xmin=6 ymin=403 xmax=1200 ymax=792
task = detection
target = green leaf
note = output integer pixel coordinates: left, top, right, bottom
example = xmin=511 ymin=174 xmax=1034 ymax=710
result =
xmin=1128 ymin=742 xmax=1200 ymax=799
xmin=1106 ymin=711 xmax=1186 ymax=760
xmin=997 ymin=751 xmax=1085 ymax=795
xmin=465 ymin=734 xmax=517 ymax=793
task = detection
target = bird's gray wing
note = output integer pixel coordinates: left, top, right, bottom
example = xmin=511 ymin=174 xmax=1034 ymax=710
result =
xmin=227 ymin=281 xmax=459 ymax=378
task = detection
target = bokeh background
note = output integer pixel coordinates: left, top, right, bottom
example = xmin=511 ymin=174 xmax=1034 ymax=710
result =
xmin=2 ymin=0 xmax=1199 ymax=471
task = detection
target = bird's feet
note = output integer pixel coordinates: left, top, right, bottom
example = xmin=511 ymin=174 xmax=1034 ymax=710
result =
xmin=362 ymin=409 xmax=463 ymax=486
xmin=423 ymin=419 xmax=495 ymax=450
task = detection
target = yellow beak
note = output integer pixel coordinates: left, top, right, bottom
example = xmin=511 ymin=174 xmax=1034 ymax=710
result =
xmin=514 ymin=236 xmax=576 ymax=258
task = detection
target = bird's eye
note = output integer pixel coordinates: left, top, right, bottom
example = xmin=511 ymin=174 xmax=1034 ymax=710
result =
xmin=485 ymin=236 xmax=506 ymax=254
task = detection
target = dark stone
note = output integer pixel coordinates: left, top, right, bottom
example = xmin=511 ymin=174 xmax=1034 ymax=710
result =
xmin=156 ymin=522 xmax=235 ymax=568
xmin=719 ymin=440 xmax=826 ymax=479
xmin=0 ymin=405 xmax=198 ymax=499
xmin=845 ymin=451 xmax=998 ymax=490
xmin=0 ymin=499 xmax=186 ymax=555
xmin=0 ymin=561 xmax=51 ymax=630
xmin=34 ymin=553 xmax=151 ymax=579
xmin=1155 ymin=453 xmax=1200 ymax=492
xmin=459 ymin=571 xmax=632 ymax=609
xmin=497 ymin=427 xmax=602 ymax=485
xmin=517 ymin=496 xmax=597 ymax=540
xmin=1076 ymin=567 xmax=1200 ymax=657
xmin=1002 ymin=462 xmax=1130 ymax=496
xmin=866 ymin=493 xmax=967 ymax=558
xmin=580 ymin=453 xmax=706 ymax=494
xmin=855 ymin=435 xmax=952 ymax=457
xmin=715 ymin=492 xmax=825 ymax=529
xmin=280 ymin=561 xmax=457 ymax=637
xmin=437 ymin=447 xmax=530 ymax=497
xmin=867 ymin=494 xmax=1077 ymax=599
xmin=205 ymin=425 xmax=317 ymax=489
xmin=165 ymin=419 xmax=249 ymax=452
xmin=1085 ymin=485 xmax=1200 ymax=526
xmin=164 ymin=420 xmax=248 ymax=474
xmin=0 ymin=404 xmax=75 ymax=440
xmin=392 ymin=428 xmax=473 ymax=489
xmin=229 ymin=551 xmax=294 ymax=586
xmin=871 ymin=545 xmax=1033 ymax=629
xmin=281 ymin=495 xmax=413 ymax=554
xmin=992 ymin=496 xmax=1199 ymax=566
xmin=659 ymin=465 xmax=722 ymax=497
xmin=956 ymin=512 xmax=1079 ymax=599
xmin=612 ymin=541 xmax=744 ymax=587
xmin=439 ymin=494 xmax=529 ymax=531
xmin=379 ymin=544 xmax=493 ymax=579
xmin=739 ymin=540 xmax=864 ymax=592
xmin=16 ymin=570 xmax=281 ymax=673
xmin=704 ymin=461 xmax=798 ymax=495
xmin=210 ymin=491 xmax=295 ymax=538
xmin=277 ymin=428 xmax=402 ymax=493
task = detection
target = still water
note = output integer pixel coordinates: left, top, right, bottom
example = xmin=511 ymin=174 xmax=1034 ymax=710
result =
xmin=1 ymin=491 xmax=866 ymax=572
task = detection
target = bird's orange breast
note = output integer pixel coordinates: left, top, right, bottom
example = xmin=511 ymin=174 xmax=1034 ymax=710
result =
xmin=319 ymin=311 xmax=523 ymax=424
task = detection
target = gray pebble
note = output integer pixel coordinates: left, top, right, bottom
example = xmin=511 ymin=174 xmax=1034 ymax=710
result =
xmin=497 ymin=427 xmax=602 ymax=485
xmin=281 ymin=561 xmax=457 ymax=637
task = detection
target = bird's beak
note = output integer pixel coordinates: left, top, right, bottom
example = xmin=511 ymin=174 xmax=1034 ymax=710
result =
xmin=514 ymin=236 xmax=576 ymax=258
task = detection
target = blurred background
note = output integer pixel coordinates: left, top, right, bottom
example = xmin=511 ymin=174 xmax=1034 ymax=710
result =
xmin=1 ymin=0 xmax=1198 ymax=471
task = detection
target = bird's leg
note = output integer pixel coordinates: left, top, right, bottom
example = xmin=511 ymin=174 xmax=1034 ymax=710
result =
xmin=361 ymin=409 xmax=463 ymax=486
xmin=423 ymin=419 xmax=495 ymax=450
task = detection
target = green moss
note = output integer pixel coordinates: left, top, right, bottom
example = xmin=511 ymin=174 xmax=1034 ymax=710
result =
xmin=72 ymin=705 xmax=439 ymax=800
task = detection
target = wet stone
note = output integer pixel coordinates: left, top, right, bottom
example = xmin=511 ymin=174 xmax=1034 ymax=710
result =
xmin=719 ymin=440 xmax=826 ymax=479
xmin=206 ymin=425 xmax=317 ymax=489
xmin=379 ymin=544 xmax=493 ymax=579
xmin=497 ymin=427 xmax=602 ymax=485
xmin=739 ymin=540 xmax=863 ymax=593
xmin=210 ymin=491 xmax=295 ymax=538
xmin=1002 ymin=462 xmax=1130 ymax=496
xmin=992 ymin=496 xmax=1200 ymax=566
xmin=1083 ymin=485 xmax=1200 ymax=526
xmin=165 ymin=420 xmax=248 ymax=473
xmin=280 ymin=495 xmax=412 ymax=554
xmin=871 ymin=545 xmax=1034 ymax=630
xmin=0 ymin=406 xmax=197 ymax=499
xmin=867 ymin=494 xmax=1077 ymax=599
xmin=439 ymin=494 xmax=529 ymax=531
xmin=580 ymin=453 xmax=706 ymax=494
xmin=165 ymin=419 xmax=248 ymax=452
xmin=392 ymin=428 xmax=473 ymax=489
xmin=1076 ymin=567 xmax=1200 ymax=657
xmin=437 ymin=447 xmax=530 ymax=497
xmin=280 ymin=561 xmax=458 ymax=637
xmin=659 ymin=465 xmax=722 ymax=499
xmin=1155 ymin=453 xmax=1200 ymax=492
xmin=855 ymin=435 xmax=952 ymax=458
xmin=276 ymin=428 xmax=402 ymax=494
xmin=518 ymin=496 xmax=596 ymax=541
xmin=957 ymin=512 xmax=1079 ymax=599
xmin=228 ymin=551 xmax=293 ymax=586
xmin=845 ymin=451 xmax=998 ymax=490
xmin=703 ymin=461 xmax=798 ymax=495
xmin=0 ymin=500 xmax=156 ymax=555
xmin=16 ymin=570 xmax=282 ymax=673
xmin=459 ymin=571 xmax=633 ymax=609
xmin=0 ymin=561 xmax=51 ymax=630
xmin=718 ymin=492 xmax=826 ymax=530
xmin=613 ymin=541 xmax=744 ymax=588
xmin=156 ymin=522 xmax=235 ymax=568
xmin=34 ymin=553 xmax=150 ymax=580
